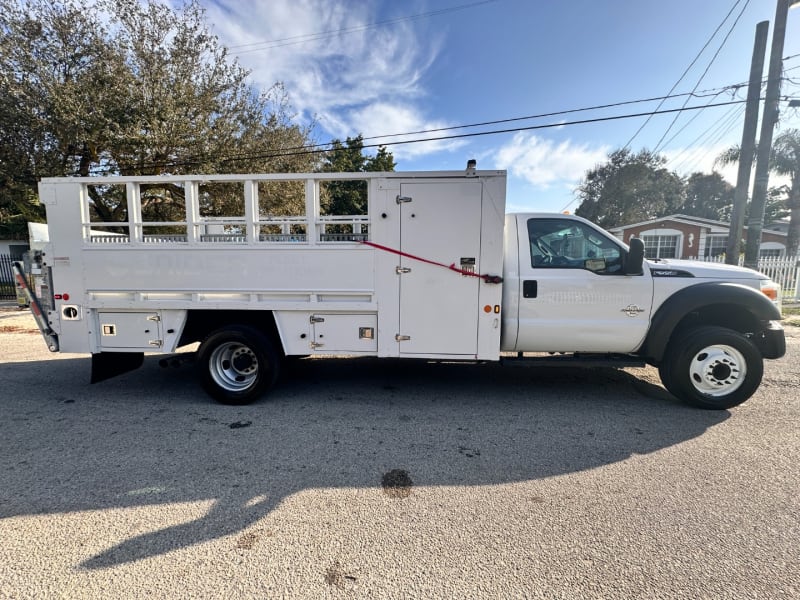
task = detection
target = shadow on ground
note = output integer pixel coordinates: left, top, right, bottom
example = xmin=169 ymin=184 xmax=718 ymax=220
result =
xmin=0 ymin=354 xmax=727 ymax=569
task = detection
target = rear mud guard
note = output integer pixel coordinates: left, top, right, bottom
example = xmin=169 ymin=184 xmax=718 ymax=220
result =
xmin=91 ymin=352 xmax=145 ymax=384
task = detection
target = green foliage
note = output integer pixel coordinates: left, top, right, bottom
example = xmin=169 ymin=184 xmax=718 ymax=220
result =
xmin=575 ymin=149 xmax=685 ymax=229
xmin=716 ymin=129 xmax=800 ymax=255
xmin=320 ymin=135 xmax=395 ymax=215
xmin=681 ymin=172 xmax=734 ymax=221
xmin=772 ymin=129 xmax=800 ymax=255
xmin=0 ymin=0 xmax=316 ymax=229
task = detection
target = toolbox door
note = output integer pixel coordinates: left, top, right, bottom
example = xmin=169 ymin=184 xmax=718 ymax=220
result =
xmin=97 ymin=312 xmax=163 ymax=350
xmin=397 ymin=181 xmax=483 ymax=355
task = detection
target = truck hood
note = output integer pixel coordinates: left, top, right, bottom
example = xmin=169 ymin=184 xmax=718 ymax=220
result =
xmin=646 ymin=258 xmax=768 ymax=280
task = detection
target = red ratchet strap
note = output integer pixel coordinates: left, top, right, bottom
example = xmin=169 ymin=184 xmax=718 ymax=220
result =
xmin=361 ymin=241 xmax=503 ymax=284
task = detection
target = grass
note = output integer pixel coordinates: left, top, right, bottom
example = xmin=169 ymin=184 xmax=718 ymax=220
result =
xmin=783 ymin=303 xmax=800 ymax=326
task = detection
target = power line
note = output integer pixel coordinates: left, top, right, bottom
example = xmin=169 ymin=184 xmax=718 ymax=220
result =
xmin=656 ymin=91 xmax=728 ymax=152
xmin=667 ymin=103 xmax=741 ymax=169
xmin=102 ymin=98 xmax=748 ymax=176
xmin=90 ymin=85 xmax=752 ymax=177
xmin=561 ymin=103 xmax=745 ymax=213
xmin=669 ymin=104 xmax=745 ymax=172
xmin=653 ymin=0 xmax=751 ymax=153
xmin=359 ymin=87 xmax=748 ymax=145
xmin=623 ymin=0 xmax=745 ymax=151
xmin=226 ymin=0 xmax=499 ymax=54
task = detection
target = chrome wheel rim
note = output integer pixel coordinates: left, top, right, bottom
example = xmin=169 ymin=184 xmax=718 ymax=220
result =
xmin=688 ymin=344 xmax=746 ymax=397
xmin=208 ymin=342 xmax=259 ymax=392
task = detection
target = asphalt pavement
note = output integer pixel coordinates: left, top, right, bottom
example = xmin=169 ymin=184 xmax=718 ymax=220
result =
xmin=1 ymin=308 xmax=798 ymax=599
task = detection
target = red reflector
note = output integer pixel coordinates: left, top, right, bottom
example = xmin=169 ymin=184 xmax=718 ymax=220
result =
xmin=63 ymin=293 xmax=70 ymax=301
xmin=54 ymin=294 xmax=63 ymax=300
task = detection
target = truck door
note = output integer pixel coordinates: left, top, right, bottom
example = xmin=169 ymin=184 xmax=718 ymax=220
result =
xmin=516 ymin=216 xmax=653 ymax=353
xmin=398 ymin=181 xmax=483 ymax=355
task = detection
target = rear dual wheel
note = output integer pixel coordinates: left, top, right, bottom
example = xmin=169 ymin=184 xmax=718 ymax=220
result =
xmin=197 ymin=325 xmax=280 ymax=405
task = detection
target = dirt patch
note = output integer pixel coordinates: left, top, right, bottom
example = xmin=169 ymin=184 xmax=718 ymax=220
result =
xmin=236 ymin=531 xmax=260 ymax=550
xmin=0 ymin=325 xmax=38 ymax=334
xmin=458 ymin=446 xmax=481 ymax=458
xmin=381 ymin=469 xmax=413 ymax=499
xmin=324 ymin=561 xmax=357 ymax=588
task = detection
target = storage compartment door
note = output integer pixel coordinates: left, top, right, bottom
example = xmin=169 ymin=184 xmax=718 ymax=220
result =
xmin=398 ymin=181 xmax=482 ymax=355
xmin=97 ymin=312 xmax=163 ymax=350
xmin=311 ymin=314 xmax=378 ymax=353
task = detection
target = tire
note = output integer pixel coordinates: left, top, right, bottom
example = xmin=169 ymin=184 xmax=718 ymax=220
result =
xmin=659 ymin=326 xmax=763 ymax=410
xmin=197 ymin=325 xmax=280 ymax=405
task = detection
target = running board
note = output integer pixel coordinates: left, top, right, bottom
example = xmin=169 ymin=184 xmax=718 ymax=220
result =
xmin=501 ymin=353 xmax=646 ymax=368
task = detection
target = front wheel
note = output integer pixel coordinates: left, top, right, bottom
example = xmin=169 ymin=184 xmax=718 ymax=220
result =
xmin=197 ymin=325 xmax=280 ymax=405
xmin=659 ymin=326 xmax=763 ymax=410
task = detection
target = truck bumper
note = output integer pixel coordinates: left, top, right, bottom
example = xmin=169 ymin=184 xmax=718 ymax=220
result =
xmin=757 ymin=321 xmax=786 ymax=360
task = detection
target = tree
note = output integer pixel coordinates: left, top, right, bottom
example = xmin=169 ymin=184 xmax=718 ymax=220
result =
xmin=681 ymin=172 xmax=735 ymax=221
xmin=0 ymin=0 xmax=315 ymax=235
xmin=575 ymin=149 xmax=685 ymax=229
xmin=716 ymin=129 xmax=800 ymax=255
xmin=320 ymin=135 xmax=395 ymax=216
xmin=771 ymin=129 xmax=800 ymax=255
xmin=0 ymin=0 xmax=115 ymax=236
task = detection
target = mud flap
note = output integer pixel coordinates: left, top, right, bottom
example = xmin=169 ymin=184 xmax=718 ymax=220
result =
xmin=90 ymin=352 xmax=145 ymax=383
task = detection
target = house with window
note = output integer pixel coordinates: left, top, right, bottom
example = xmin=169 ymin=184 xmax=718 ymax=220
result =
xmin=608 ymin=214 xmax=789 ymax=260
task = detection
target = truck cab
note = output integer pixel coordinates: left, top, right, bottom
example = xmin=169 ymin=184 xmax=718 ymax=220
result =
xmin=503 ymin=213 xmax=785 ymax=409
xmin=502 ymin=213 xmax=652 ymax=354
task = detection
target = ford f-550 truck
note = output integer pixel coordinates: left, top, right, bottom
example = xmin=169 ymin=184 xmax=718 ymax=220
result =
xmin=15 ymin=167 xmax=785 ymax=409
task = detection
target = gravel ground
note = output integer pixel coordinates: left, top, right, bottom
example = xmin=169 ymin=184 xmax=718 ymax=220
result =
xmin=1 ymin=306 xmax=798 ymax=599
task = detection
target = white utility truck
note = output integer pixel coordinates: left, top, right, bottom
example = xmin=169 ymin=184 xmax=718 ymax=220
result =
xmin=15 ymin=166 xmax=785 ymax=409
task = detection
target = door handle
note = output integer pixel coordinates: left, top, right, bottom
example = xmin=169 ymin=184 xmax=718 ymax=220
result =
xmin=523 ymin=280 xmax=538 ymax=298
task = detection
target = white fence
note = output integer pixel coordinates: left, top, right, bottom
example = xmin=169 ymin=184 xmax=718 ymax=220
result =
xmin=699 ymin=255 xmax=800 ymax=302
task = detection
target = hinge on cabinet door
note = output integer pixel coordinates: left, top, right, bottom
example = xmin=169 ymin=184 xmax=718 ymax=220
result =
xmin=149 ymin=340 xmax=163 ymax=348
xmin=310 ymin=316 xmax=325 ymax=323
xmin=310 ymin=341 xmax=324 ymax=349
xmin=395 ymin=334 xmax=411 ymax=342
xmin=396 ymin=266 xmax=412 ymax=274
xmin=147 ymin=315 xmax=161 ymax=322
xmin=396 ymin=195 xmax=412 ymax=204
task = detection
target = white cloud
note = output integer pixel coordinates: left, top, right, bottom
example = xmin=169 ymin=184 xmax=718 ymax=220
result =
xmin=202 ymin=0 xmax=454 ymax=159
xmin=495 ymin=133 xmax=609 ymax=189
xmin=347 ymin=103 xmax=467 ymax=160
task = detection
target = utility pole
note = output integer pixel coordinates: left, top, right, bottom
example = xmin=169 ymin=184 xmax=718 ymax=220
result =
xmin=726 ymin=21 xmax=768 ymax=265
xmin=744 ymin=0 xmax=796 ymax=268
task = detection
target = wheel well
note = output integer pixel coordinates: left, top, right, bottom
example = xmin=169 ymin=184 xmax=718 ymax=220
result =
xmin=642 ymin=282 xmax=780 ymax=365
xmin=670 ymin=303 xmax=761 ymax=339
xmin=648 ymin=303 xmax=762 ymax=367
xmin=178 ymin=310 xmax=282 ymax=353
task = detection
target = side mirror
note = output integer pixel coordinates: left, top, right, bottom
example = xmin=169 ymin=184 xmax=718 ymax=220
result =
xmin=624 ymin=238 xmax=644 ymax=275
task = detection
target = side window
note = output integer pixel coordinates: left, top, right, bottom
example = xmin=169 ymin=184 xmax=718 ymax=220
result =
xmin=527 ymin=218 xmax=623 ymax=273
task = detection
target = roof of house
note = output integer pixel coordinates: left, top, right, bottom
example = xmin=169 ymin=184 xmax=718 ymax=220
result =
xmin=608 ymin=214 xmax=787 ymax=237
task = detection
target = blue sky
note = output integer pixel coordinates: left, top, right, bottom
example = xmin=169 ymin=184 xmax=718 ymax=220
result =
xmin=201 ymin=0 xmax=800 ymax=213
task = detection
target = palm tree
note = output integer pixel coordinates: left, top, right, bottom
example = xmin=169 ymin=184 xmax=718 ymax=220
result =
xmin=771 ymin=130 xmax=800 ymax=256
xmin=716 ymin=128 xmax=800 ymax=256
